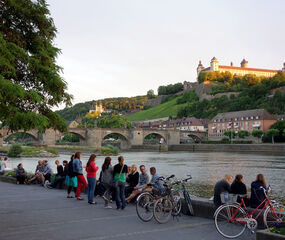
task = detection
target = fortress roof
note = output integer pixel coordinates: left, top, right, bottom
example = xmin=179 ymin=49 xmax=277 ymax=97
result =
xmin=219 ymin=65 xmax=278 ymax=73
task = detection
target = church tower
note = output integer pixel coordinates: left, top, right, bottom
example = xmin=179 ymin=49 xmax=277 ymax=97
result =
xmin=210 ymin=57 xmax=219 ymax=71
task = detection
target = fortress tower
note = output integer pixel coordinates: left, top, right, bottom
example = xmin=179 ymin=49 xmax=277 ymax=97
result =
xmin=210 ymin=57 xmax=219 ymax=71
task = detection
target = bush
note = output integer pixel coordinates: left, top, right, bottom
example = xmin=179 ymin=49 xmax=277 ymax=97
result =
xmin=45 ymin=148 xmax=58 ymax=155
xmin=8 ymin=144 xmax=23 ymax=157
xmin=100 ymin=145 xmax=118 ymax=155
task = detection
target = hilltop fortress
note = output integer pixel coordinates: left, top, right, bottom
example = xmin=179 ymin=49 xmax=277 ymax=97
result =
xmin=182 ymin=57 xmax=285 ymax=100
xmin=197 ymin=57 xmax=285 ymax=78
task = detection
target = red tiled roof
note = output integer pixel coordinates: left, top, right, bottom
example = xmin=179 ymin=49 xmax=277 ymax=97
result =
xmin=219 ymin=65 xmax=278 ymax=73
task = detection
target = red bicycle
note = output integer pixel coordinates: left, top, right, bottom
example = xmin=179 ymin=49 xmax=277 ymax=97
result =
xmin=214 ymin=187 xmax=285 ymax=238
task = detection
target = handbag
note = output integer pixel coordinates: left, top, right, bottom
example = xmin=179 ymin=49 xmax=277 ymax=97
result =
xmin=113 ymin=165 xmax=124 ymax=188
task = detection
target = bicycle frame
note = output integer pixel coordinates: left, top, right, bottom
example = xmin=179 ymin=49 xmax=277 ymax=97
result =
xmin=229 ymin=195 xmax=281 ymax=224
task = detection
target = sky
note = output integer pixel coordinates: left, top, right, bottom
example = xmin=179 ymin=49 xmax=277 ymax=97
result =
xmin=46 ymin=0 xmax=285 ymax=110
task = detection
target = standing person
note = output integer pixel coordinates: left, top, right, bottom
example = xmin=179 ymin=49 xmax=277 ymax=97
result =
xmin=250 ymin=174 xmax=267 ymax=208
xmin=101 ymin=157 xmax=113 ymax=209
xmin=125 ymin=165 xmax=139 ymax=197
xmin=113 ymin=156 xmax=128 ymax=210
xmin=86 ymin=154 xmax=99 ymax=204
xmin=0 ymin=156 xmax=2 ymax=171
xmin=65 ymin=155 xmax=77 ymax=198
xmin=213 ymin=174 xmax=233 ymax=207
xmin=231 ymin=174 xmax=249 ymax=205
xmin=16 ymin=163 xmax=26 ymax=184
xmin=73 ymin=152 xmax=87 ymax=200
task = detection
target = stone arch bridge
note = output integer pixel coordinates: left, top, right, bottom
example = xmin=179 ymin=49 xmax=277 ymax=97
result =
xmin=0 ymin=128 xmax=186 ymax=150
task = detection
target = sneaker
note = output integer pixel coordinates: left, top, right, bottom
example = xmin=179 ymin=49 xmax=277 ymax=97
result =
xmin=46 ymin=184 xmax=53 ymax=189
xmin=102 ymin=196 xmax=108 ymax=202
xmin=104 ymin=205 xmax=112 ymax=209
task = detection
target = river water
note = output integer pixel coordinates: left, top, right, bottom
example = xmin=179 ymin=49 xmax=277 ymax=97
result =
xmin=4 ymin=151 xmax=285 ymax=201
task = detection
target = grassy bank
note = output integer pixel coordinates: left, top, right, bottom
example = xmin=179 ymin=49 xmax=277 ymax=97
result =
xmin=127 ymin=97 xmax=187 ymax=121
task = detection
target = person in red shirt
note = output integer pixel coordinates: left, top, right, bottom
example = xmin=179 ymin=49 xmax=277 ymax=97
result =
xmin=86 ymin=154 xmax=99 ymax=204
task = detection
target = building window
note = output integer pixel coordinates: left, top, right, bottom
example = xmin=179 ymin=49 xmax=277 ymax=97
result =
xmin=251 ymin=116 xmax=254 ymax=119
xmin=246 ymin=117 xmax=248 ymax=120
xmin=256 ymin=116 xmax=259 ymax=119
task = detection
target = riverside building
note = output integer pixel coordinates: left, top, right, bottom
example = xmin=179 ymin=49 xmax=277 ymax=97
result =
xmin=208 ymin=109 xmax=276 ymax=137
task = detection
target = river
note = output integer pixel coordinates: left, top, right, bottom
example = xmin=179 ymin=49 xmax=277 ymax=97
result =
xmin=4 ymin=151 xmax=285 ymax=201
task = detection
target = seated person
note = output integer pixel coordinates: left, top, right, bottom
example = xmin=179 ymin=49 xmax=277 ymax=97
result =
xmin=125 ymin=165 xmax=139 ymax=197
xmin=16 ymin=163 xmax=26 ymax=184
xmin=126 ymin=165 xmax=161 ymax=202
xmin=250 ymin=174 xmax=267 ymax=208
xmin=231 ymin=174 xmax=249 ymax=205
xmin=41 ymin=160 xmax=53 ymax=185
xmin=214 ymin=174 xmax=233 ymax=207
xmin=28 ymin=160 xmax=45 ymax=184
xmin=47 ymin=160 xmax=68 ymax=189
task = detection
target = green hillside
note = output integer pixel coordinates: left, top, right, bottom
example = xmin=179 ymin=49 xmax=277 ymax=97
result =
xmin=127 ymin=97 xmax=187 ymax=121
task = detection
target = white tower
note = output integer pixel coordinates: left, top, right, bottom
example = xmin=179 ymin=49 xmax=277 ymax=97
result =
xmin=210 ymin=57 xmax=219 ymax=71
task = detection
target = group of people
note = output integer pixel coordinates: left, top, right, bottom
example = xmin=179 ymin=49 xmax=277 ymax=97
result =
xmin=214 ymin=173 xmax=267 ymax=208
xmin=15 ymin=155 xmax=269 ymax=211
xmin=15 ymin=159 xmax=53 ymax=185
xmin=22 ymin=152 xmax=164 ymax=210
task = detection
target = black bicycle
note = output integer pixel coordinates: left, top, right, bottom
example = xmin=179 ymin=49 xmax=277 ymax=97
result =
xmin=153 ymin=175 xmax=194 ymax=224
xmin=136 ymin=175 xmax=175 ymax=222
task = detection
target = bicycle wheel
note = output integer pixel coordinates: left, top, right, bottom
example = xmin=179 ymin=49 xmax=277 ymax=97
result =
xmin=136 ymin=192 xmax=155 ymax=222
xmin=214 ymin=204 xmax=247 ymax=239
xmin=153 ymin=197 xmax=173 ymax=224
xmin=172 ymin=192 xmax=182 ymax=216
xmin=184 ymin=191 xmax=194 ymax=216
xmin=263 ymin=203 xmax=285 ymax=228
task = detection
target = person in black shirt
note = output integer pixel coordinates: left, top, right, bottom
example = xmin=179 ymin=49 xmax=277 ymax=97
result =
xmin=47 ymin=160 xmax=68 ymax=189
xmin=250 ymin=174 xmax=267 ymax=208
xmin=125 ymin=165 xmax=139 ymax=197
xmin=231 ymin=174 xmax=249 ymax=205
xmin=113 ymin=156 xmax=128 ymax=210
xmin=214 ymin=174 xmax=232 ymax=207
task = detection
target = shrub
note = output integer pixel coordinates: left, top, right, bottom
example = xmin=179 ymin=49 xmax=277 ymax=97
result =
xmin=45 ymin=148 xmax=58 ymax=155
xmin=7 ymin=144 xmax=23 ymax=157
xmin=100 ymin=145 xmax=118 ymax=155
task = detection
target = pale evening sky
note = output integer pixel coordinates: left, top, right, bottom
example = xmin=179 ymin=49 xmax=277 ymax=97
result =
xmin=46 ymin=0 xmax=285 ymax=110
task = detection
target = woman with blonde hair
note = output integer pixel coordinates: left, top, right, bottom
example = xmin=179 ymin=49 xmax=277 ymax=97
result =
xmin=213 ymin=174 xmax=233 ymax=207
xmin=125 ymin=165 xmax=139 ymax=197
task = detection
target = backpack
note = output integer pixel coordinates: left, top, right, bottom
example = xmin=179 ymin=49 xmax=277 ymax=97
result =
xmin=67 ymin=160 xmax=75 ymax=177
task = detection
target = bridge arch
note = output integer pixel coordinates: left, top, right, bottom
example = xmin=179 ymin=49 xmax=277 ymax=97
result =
xmin=4 ymin=131 xmax=38 ymax=143
xmin=66 ymin=129 xmax=86 ymax=140
xmin=187 ymin=134 xmax=202 ymax=143
xmin=102 ymin=132 xmax=130 ymax=150
xmin=143 ymin=132 xmax=167 ymax=145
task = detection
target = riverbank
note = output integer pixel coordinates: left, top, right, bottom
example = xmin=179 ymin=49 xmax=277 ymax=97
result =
xmin=131 ymin=144 xmax=285 ymax=153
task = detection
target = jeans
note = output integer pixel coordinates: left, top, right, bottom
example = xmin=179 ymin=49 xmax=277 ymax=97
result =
xmin=76 ymin=174 xmax=87 ymax=198
xmin=51 ymin=176 xmax=65 ymax=188
xmin=103 ymin=183 xmax=112 ymax=206
xmin=115 ymin=181 xmax=126 ymax=209
xmin=87 ymin=177 xmax=96 ymax=203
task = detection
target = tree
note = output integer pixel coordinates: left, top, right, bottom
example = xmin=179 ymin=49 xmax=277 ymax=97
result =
xmin=265 ymin=129 xmax=279 ymax=144
xmin=283 ymin=129 xmax=285 ymax=137
xmin=147 ymin=90 xmax=155 ymax=99
xmin=237 ymin=130 xmax=249 ymax=139
xmin=251 ymin=129 xmax=263 ymax=143
xmin=0 ymin=0 xmax=72 ymax=133
xmin=97 ymin=115 xmax=133 ymax=129
xmin=224 ymin=130 xmax=236 ymax=142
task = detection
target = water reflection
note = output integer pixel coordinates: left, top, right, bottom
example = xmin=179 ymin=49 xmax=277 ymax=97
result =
xmin=4 ymin=151 xmax=285 ymax=201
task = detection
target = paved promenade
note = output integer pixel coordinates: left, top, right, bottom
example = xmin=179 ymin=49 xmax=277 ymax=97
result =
xmin=0 ymin=181 xmax=255 ymax=240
